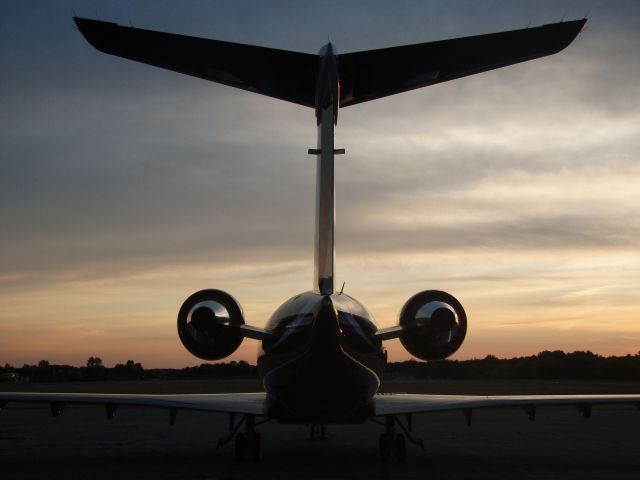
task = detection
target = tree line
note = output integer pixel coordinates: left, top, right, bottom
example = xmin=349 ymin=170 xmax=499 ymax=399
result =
xmin=0 ymin=357 xmax=145 ymax=382
xmin=1 ymin=350 xmax=639 ymax=382
xmin=385 ymin=350 xmax=640 ymax=380
xmin=0 ymin=357 xmax=258 ymax=382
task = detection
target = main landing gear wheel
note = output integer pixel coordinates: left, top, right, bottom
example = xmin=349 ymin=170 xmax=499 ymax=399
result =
xmin=394 ymin=434 xmax=406 ymax=463
xmin=235 ymin=433 xmax=247 ymax=461
xmin=379 ymin=433 xmax=407 ymax=463
xmin=378 ymin=415 xmax=420 ymax=462
xmin=250 ymin=432 xmax=262 ymax=462
xmin=234 ymin=432 xmax=261 ymax=461
xmin=379 ymin=433 xmax=392 ymax=462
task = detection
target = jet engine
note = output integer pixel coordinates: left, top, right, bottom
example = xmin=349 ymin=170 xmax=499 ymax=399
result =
xmin=399 ymin=290 xmax=467 ymax=361
xmin=177 ymin=289 xmax=245 ymax=360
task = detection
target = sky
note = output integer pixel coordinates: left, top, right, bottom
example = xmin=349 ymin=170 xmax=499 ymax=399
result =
xmin=1 ymin=1 xmax=639 ymax=368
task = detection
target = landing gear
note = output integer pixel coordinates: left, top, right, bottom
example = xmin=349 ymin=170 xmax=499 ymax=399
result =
xmin=379 ymin=432 xmax=406 ymax=462
xmin=234 ymin=432 xmax=247 ymax=461
xmin=250 ymin=432 xmax=262 ymax=461
xmin=394 ymin=433 xmax=406 ymax=462
xmin=379 ymin=433 xmax=392 ymax=462
xmin=377 ymin=415 xmax=421 ymax=462
xmin=309 ymin=424 xmax=327 ymax=440
xmin=234 ymin=431 xmax=261 ymax=461
xmin=238 ymin=416 xmax=261 ymax=461
xmin=219 ymin=414 xmax=267 ymax=462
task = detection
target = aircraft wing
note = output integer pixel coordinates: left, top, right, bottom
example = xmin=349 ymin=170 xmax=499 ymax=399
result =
xmin=375 ymin=393 xmax=640 ymax=418
xmin=0 ymin=392 xmax=267 ymax=416
xmin=73 ymin=17 xmax=317 ymax=107
xmin=338 ymin=19 xmax=586 ymax=107
xmin=3 ymin=391 xmax=638 ymax=422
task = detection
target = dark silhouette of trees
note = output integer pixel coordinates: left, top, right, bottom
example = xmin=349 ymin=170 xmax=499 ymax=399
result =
xmin=83 ymin=356 xmax=107 ymax=380
xmin=2 ymin=351 xmax=639 ymax=382
xmin=113 ymin=360 xmax=144 ymax=380
xmin=180 ymin=360 xmax=257 ymax=379
xmin=86 ymin=357 xmax=103 ymax=368
xmin=385 ymin=351 xmax=640 ymax=380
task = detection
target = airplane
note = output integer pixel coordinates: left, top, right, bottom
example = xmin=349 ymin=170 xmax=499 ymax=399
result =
xmin=2 ymin=16 xmax=639 ymax=463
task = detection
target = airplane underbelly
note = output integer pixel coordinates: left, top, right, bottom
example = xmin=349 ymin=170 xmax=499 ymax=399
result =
xmin=260 ymin=347 xmax=380 ymax=423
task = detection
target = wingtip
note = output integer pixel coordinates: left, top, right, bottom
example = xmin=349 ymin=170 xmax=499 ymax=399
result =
xmin=73 ymin=16 xmax=117 ymax=29
xmin=547 ymin=18 xmax=587 ymax=52
xmin=571 ymin=18 xmax=588 ymax=42
xmin=73 ymin=16 xmax=120 ymax=51
xmin=73 ymin=16 xmax=95 ymax=33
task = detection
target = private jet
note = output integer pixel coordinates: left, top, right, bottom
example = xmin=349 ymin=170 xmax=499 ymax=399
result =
xmin=3 ymin=16 xmax=639 ymax=462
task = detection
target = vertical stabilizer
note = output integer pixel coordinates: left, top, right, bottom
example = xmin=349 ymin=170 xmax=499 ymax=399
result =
xmin=314 ymin=105 xmax=335 ymax=294
xmin=313 ymin=44 xmax=339 ymax=295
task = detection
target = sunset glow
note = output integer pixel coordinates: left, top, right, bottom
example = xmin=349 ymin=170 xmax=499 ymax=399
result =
xmin=2 ymin=1 xmax=639 ymax=368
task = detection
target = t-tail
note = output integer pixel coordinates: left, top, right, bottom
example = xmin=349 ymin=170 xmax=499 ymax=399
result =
xmin=73 ymin=16 xmax=585 ymax=298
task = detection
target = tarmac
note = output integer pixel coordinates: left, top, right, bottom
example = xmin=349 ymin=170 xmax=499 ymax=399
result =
xmin=1 ymin=400 xmax=639 ymax=480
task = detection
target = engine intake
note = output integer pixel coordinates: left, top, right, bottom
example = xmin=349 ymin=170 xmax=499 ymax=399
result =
xmin=177 ymin=289 xmax=245 ymax=361
xmin=399 ymin=290 xmax=467 ymax=361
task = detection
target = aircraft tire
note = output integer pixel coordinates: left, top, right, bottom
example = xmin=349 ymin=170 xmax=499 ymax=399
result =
xmin=379 ymin=433 xmax=392 ymax=462
xmin=250 ymin=433 xmax=262 ymax=462
xmin=235 ymin=433 xmax=247 ymax=461
xmin=394 ymin=434 xmax=406 ymax=463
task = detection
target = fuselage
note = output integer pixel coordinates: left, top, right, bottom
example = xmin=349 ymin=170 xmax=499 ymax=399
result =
xmin=257 ymin=292 xmax=386 ymax=423
xmin=257 ymin=45 xmax=386 ymax=423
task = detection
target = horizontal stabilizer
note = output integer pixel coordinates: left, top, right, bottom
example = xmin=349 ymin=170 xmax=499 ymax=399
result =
xmin=74 ymin=17 xmax=318 ymax=107
xmin=74 ymin=17 xmax=585 ymax=109
xmin=338 ymin=19 xmax=586 ymax=106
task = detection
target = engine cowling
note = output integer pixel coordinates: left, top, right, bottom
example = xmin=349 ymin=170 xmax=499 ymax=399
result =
xmin=177 ymin=289 xmax=245 ymax=361
xmin=399 ymin=290 xmax=467 ymax=361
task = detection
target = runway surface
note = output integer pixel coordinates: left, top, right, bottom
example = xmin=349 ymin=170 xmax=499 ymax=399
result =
xmin=1 ymin=380 xmax=639 ymax=479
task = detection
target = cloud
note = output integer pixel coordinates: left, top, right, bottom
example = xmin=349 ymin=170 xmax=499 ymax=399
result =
xmin=1 ymin=1 xmax=640 ymax=365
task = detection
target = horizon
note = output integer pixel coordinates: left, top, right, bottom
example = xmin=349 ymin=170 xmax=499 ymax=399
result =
xmin=2 ymin=1 xmax=640 ymax=368
xmin=4 ymin=348 xmax=640 ymax=370
xmin=5 ymin=350 xmax=640 ymax=370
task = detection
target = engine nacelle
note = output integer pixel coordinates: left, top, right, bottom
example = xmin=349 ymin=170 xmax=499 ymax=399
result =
xmin=177 ymin=289 xmax=245 ymax=361
xmin=399 ymin=290 xmax=467 ymax=361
